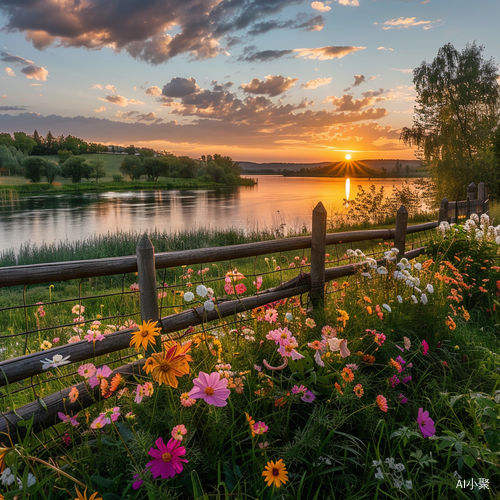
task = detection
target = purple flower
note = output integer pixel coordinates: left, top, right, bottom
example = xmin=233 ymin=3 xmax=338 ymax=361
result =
xmin=398 ymin=394 xmax=408 ymax=404
xmin=146 ymin=437 xmax=188 ymax=479
xmin=395 ymin=355 xmax=406 ymax=366
xmin=417 ymin=408 xmax=436 ymax=438
xmin=402 ymin=376 xmax=412 ymax=384
xmin=301 ymin=390 xmax=316 ymax=403
xmin=132 ymin=473 xmax=144 ymax=490
xmin=292 ymin=384 xmax=307 ymax=395
xmin=389 ymin=375 xmax=400 ymax=388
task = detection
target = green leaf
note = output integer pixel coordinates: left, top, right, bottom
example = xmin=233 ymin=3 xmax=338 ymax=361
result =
xmin=191 ymin=470 xmax=208 ymax=499
xmin=464 ymin=455 xmax=475 ymax=468
xmin=91 ymin=475 xmax=116 ymax=491
xmin=102 ymin=494 xmax=123 ymax=500
xmin=38 ymin=397 xmax=48 ymax=411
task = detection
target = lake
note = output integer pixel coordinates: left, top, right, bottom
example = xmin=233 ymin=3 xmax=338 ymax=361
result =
xmin=0 ymin=176 xmax=410 ymax=254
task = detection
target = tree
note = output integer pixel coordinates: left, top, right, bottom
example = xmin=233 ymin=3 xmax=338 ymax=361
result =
xmin=22 ymin=156 xmax=45 ymax=182
xmin=0 ymin=144 xmax=24 ymax=175
xmin=400 ymin=42 xmax=500 ymax=200
xmin=13 ymin=132 xmax=36 ymax=154
xmin=125 ymin=145 xmax=136 ymax=155
xmin=0 ymin=133 xmax=15 ymax=148
xmin=120 ymin=156 xmax=143 ymax=180
xmin=142 ymin=157 xmax=170 ymax=182
xmin=89 ymin=159 xmax=106 ymax=184
xmin=42 ymin=160 xmax=61 ymax=184
xmin=60 ymin=156 xmax=92 ymax=183
xmin=58 ymin=149 xmax=74 ymax=164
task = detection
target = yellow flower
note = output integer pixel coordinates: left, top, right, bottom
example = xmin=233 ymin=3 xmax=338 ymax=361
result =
xmin=129 ymin=320 xmax=161 ymax=351
xmin=74 ymin=488 xmax=103 ymax=500
xmin=262 ymin=459 xmax=289 ymax=488
xmin=245 ymin=412 xmax=256 ymax=437
xmin=148 ymin=341 xmax=191 ymax=388
xmin=337 ymin=309 xmax=349 ymax=328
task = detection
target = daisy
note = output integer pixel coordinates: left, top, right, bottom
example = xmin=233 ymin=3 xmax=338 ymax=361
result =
xmin=78 ymin=363 xmax=96 ymax=379
xmin=129 ymin=320 xmax=161 ymax=351
xmin=376 ymin=395 xmax=388 ymax=412
xmin=262 ymin=459 xmax=288 ymax=488
xmin=40 ymin=354 xmax=71 ymax=370
xmin=171 ymin=424 xmax=187 ymax=441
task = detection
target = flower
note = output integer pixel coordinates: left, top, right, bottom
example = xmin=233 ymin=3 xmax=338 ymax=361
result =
xmin=88 ymin=365 xmax=112 ymax=388
xmin=264 ymin=308 xmax=278 ymax=323
xmin=41 ymin=354 xmax=71 ymax=370
xmin=40 ymin=340 xmax=52 ymax=350
xmin=196 ymin=284 xmax=208 ymax=297
xmin=68 ymin=335 xmax=81 ymax=344
xmin=180 ymin=392 xmax=196 ymax=407
xmin=130 ymin=320 xmax=161 ymax=351
xmin=353 ymin=384 xmax=364 ymax=398
xmin=277 ymin=338 xmax=304 ymax=360
xmin=110 ymin=373 xmax=123 ymax=392
xmin=245 ymin=412 xmax=256 ymax=437
xmin=382 ymin=304 xmax=392 ymax=313
xmin=132 ymin=473 xmax=144 ymax=490
xmin=422 ymin=339 xmax=429 ymax=356
xmin=58 ymin=412 xmax=79 ymax=427
xmin=71 ymin=305 xmax=85 ymax=315
xmin=253 ymin=421 xmax=269 ymax=434
xmin=417 ymin=408 xmax=436 ymax=438
xmin=327 ymin=337 xmax=350 ymax=358
xmin=135 ymin=384 xmax=145 ymax=404
xmin=235 ymin=283 xmax=247 ymax=294
xmin=421 ymin=293 xmax=428 ymax=305
xmin=204 ymin=299 xmax=215 ymax=311
xmin=1 ymin=467 xmax=15 ymax=486
xmin=262 ymin=459 xmax=289 ymax=488
xmin=184 ymin=291 xmax=195 ymax=302
xmin=78 ymin=363 xmax=96 ymax=379
xmin=305 ymin=318 xmax=316 ymax=328
xmin=146 ymin=437 xmax=188 ymax=479
xmin=189 ymin=371 xmax=230 ymax=407
xmin=85 ymin=331 xmax=105 ymax=343
xmin=376 ymin=395 xmax=388 ymax=412
xmin=171 ymin=424 xmax=188 ymax=441
xmin=74 ymin=488 xmax=102 ymax=500
xmin=69 ymin=386 xmax=79 ymax=403
xmin=334 ymin=382 xmax=343 ymax=395
xmin=147 ymin=341 xmax=191 ymax=388
xmin=341 ymin=367 xmax=354 ymax=383
xmin=254 ymin=276 xmax=263 ymax=290
xmin=301 ymin=390 xmax=316 ymax=403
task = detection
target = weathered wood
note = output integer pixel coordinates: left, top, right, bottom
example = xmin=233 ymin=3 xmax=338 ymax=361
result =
xmin=478 ymin=182 xmax=486 ymax=204
xmin=136 ymin=233 xmax=159 ymax=326
xmin=438 ymin=198 xmax=449 ymax=224
xmin=406 ymin=222 xmax=439 ymax=234
xmin=310 ymin=202 xmax=327 ymax=308
xmin=466 ymin=197 xmax=471 ymax=219
xmin=394 ymin=205 xmax=408 ymax=258
xmin=0 ymin=361 xmax=144 ymax=442
xmin=467 ymin=182 xmax=476 ymax=200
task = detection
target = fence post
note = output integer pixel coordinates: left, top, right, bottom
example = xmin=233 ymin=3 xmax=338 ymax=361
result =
xmin=478 ymin=182 xmax=486 ymax=216
xmin=466 ymin=182 xmax=476 ymax=219
xmin=485 ymin=185 xmax=489 ymax=216
xmin=310 ymin=202 xmax=327 ymax=309
xmin=438 ymin=197 xmax=449 ymax=224
xmin=136 ymin=233 xmax=159 ymax=332
xmin=394 ymin=205 xmax=408 ymax=258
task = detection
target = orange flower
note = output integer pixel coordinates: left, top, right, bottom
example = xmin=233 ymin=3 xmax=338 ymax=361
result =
xmin=363 ymin=354 xmax=376 ymax=363
xmin=363 ymin=296 xmax=372 ymax=303
xmin=341 ymin=367 xmax=354 ymax=383
xmin=245 ymin=412 xmax=256 ymax=437
xmin=100 ymin=379 xmax=110 ymax=398
xmin=366 ymin=306 xmax=373 ymax=315
xmin=148 ymin=342 xmax=191 ymax=388
xmin=130 ymin=320 xmax=161 ymax=351
xmin=262 ymin=459 xmax=288 ymax=488
xmin=110 ymin=373 xmax=123 ymax=392
xmin=376 ymin=394 xmax=388 ymax=412
xmin=389 ymin=358 xmax=402 ymax=372
xmin=445 ymin=316 xmax=457 ymax=331
xmin=334 ymin=382 xmax=343 ymax=395
xmin=69 ymin=386 xmax=79 ymax=404
xmin=461 ymin=308 xmax=470 ymax=321
xmin=353 ymin=384 xmax=364 ymax=398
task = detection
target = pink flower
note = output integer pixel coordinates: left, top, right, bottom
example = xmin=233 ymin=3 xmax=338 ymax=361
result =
xmin=253 ymin=276 xmax=263 ymax=290
xmin=91 ymin=415 xmax=106 ymax=429
xmin=253 ymin=421 xmax=269 ymax=434
xmin=58 ymin=412 xmax=78 ymax=426
xmin=422 ymin=339 xmax=429 ymax=356
xmin=189 ymin=372 xmax=231 ymax=407
xmin=143 ymin=381 xmax=154 ymax=397
xmin=146 ymin=437 xmax=188 ymax=479
xmin=305 ymin=318 xmax=316 ymax=329
xmin=85 ymin=330 xmax=105 ymax=343
xmin=132 ymin=473 xmax=144 ymax=490
xmin=321 ymin=325 xmax=337 ymax=338
xmin=399 ymin=394 xmax=408 ymax=404
xmin=292 ymin=384 xmax=308 ymax=395
xmin=235 ymin=283 xmax=247 ymax=294
xmin=172 ymin=424 xmax=188 ymax=441
xmin=78 ymin=363 xmax=96 ymax=379
xmin=389 ymin=375 xmax=400 ymax=388
xmin=417 ymin=408 xmax=435 ymax=438
xmin=266 ymin=327 xmax=293 ymax=345
xmin=180 ymin=392 xmax=196 ymax=407
xmin=277 ymin=338 xmax=304 ymax=360
xmin=402 ymin=376 xmax=412 ymax=384
xmin=88 ymin=365 xmax=112 ymax=388
xmin=135 ymin=384 xmax=144 ymax=404
xmin=264 ymin=308 xmax=278 ymax=323
xmin=52 ymin=337 xmax=60 ymax=344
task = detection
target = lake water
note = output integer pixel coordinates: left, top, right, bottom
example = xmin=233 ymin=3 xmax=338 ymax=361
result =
xmin=0 ymin=176 xmax=409 ymax=254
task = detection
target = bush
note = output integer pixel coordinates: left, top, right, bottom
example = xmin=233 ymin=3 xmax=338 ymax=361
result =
xmin=113 ymin=174 xmax=123 ymax=182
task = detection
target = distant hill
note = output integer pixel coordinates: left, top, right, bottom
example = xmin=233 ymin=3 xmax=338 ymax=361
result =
xmin=237 ymin=159 xmax=424 ymax=177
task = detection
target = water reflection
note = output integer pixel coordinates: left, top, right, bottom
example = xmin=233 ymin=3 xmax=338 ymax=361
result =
xmin=0 ymin=176 xmax=407 ymax=253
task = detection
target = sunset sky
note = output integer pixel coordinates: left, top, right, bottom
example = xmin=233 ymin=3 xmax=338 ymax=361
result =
xmin=0 ymin=0 xmax=498 ymax=162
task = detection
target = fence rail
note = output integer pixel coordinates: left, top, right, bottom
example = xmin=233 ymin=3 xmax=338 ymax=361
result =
xmin=0 ymin=182 xmax=488 ymax=441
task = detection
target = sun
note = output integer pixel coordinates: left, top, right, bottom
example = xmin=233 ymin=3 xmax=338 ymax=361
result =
xmin=345 ymin=154 xmax=351 ymax=160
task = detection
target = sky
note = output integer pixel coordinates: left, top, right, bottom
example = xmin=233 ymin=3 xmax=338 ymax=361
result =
xmin=0 ymin=0 xmax=498 ymax=163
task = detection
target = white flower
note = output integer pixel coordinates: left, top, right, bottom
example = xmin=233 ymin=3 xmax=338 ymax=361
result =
xmin=207 ymin=287 xmax=214 ymax=297
xmin=394 ymin=271 xmax=404 ymax=280
xmin=414 ymin=263 xmax=422 ymax=271
xmin=184 ymin=291 xmax=195 ymax=302
xmin=377 ymin=266 xmax=388 ymax=275
xmin=404 ymin=480 xmax=413 ymax=490
xmin=374 ymin=467 xmax=384 ymax=480
xmin=285 ymin=312 xmax=293 ymax=321
xmin=41 ymin=354 xmax=71 ymax=370
xmin=18 ymin=473 xmax=36 ymax=489
xmin=196 ymin=285 xmax=208 ymax=297
xmin=361 ymin=272 xmax=372 ymax=278
xmin=421 ymin=293 xmax=428 ymax=305
xmin=383 ymin=304 xmax=392 ymax=313
xmin=372 ymin=460 xmax=382 ymax=467
xmin=397 ymin=295 xmax=403 ymax=303
xmin=1 ymin=467 xmax=15 ymax=486
xmin=203 ymin=299 xmax=215 ymax=312
xmin=355 ymin=249 xmax=365 ymax=257
xmin=346 ymin=249 xmax=356 ymax=257
xmin=411 ymin=295 xmax=417 ymax=304
xmin=426 ymin=284 xmax=434 ymax=294
xmin=405 ymin=279 xmax=414 ymax=288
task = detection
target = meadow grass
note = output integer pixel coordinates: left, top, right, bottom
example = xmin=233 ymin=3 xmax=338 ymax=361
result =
xmin=1 ymin=214 xmax=500 ymax=499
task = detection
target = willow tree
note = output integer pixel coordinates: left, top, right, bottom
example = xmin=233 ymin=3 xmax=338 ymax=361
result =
xmin=400 ymin=42 xmax=500 ymax=200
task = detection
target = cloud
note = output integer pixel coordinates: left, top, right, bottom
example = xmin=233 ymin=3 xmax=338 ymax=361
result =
xmin=237 ymin=46 xmax=294 ymax=63
xmin=377 ymin=46 xmax=394 ymax=51
xmin=105 ymin=85 xmax=116 ymax=93
xmin=325 ymin=92 xmax=387 ymax=112
xmin=115 ymin=111 xmax=163 ymax=123
xmin=391 ymin=68 xmax=413 ymax=73
xmin=300 ymin=77 xmax=332 ymax=89
xmin=241 ymin=75 xmax=298 ymax=97
xmin=94 ymin=106 xmax=107 ymax=113
xmin=4 ymin=67 xmax=15 ymax=77
xmin=311 ymin=1 xmax=331 ymax=12
xmin=375 ymin=17 xmax=441 ymax=30
xmin=99 ymin=95 xmax=145 ymax=107
xmin=336 ymin=0 xmax=359 ymax=5
xmin=0 ymin=106 xmax=28 ymax=111
xmin=20 ymin=65 xmax=49 ymax=80
xmin=248 ymin=14 xmax=325 ymax=36
xmin=91 ymin=84 xmax=103 ymax=90
xmin=0 ymin=51 xmax=33 ymax=66
xmin=162 ymin=77 xmax=199 ymax=97
xmin=352 ymin=75 xmax=365 ymax=87
xmin=0 ymin=0 xmax=311 ymax=65
xmin=145 ymin=86 xmax=162 ymax=96
xmin=293 ymin=45 xmax=366 ymax=60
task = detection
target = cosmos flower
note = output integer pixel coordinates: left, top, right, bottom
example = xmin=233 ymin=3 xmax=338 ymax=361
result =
xmin=417 ymin=408 xmax=436 ymax=438
xmin=41 ymin=354 xmax=71 ymax=370
xmin=376 ymin=395 xmax=388 ymax=412
xmin=146 ymin=437 xmax=188 ymax=479
xmin=189 ymin=371 xmax=230 ymax=407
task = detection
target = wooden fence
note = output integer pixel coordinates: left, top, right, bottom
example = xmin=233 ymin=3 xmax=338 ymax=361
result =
xmin=0 ymin=183 xmax=489 ymax=440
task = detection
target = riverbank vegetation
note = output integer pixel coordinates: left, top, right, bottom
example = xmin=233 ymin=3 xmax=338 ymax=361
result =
xmin=1 ymin=214 xmax=499 ymax=499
